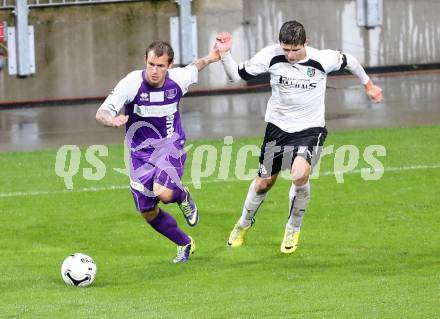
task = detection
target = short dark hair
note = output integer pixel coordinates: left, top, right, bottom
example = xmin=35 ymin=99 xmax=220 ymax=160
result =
xmin=279 ymin=21 xmax=306 ymax=45
xmin=145 ymin=40 xmax=174 ymax=64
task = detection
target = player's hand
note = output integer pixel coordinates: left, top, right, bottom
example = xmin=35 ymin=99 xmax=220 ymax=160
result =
xmin=208 ymin=45 xmax=221 ymax=62
xmin=112 ymin=114 xmax=129 ymax=127
xmin=365 ymin=80 xmax=383 ymax=103
xmin=215 ymin=32 xmax=232 ymax=53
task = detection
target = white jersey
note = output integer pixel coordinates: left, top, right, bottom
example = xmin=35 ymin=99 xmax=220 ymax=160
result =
xmin=238 ymin=45 xmax=349 ymax=133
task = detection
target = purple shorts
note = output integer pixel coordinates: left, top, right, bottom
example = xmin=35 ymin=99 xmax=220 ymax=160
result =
xmin=129 ymin=149 xmax=186 ymax=212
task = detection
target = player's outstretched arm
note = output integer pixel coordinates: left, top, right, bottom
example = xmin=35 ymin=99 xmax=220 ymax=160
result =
xmin=344 ymin=53 xmax=383 ymax=103
xmin=96 ymin=109 xmax=128 ymax=128
xmin=192 ymin=46 xmax=220 ymax=71
xmin=215 ymin=32 xmax=242 ymax=82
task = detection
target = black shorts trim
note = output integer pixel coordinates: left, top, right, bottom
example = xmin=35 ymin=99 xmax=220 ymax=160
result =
xmin=258 ymin=123 xmax=328 ymax=178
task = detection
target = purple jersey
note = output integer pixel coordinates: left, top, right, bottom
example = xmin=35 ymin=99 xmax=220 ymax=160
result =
xmin=98 ymin=65 xmax=198 ymax=211
xmin=99 ymin=65 xmax=198 ymax=155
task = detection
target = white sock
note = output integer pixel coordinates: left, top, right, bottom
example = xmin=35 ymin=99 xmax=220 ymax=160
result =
xmin=286 ymin=182 xmax=310 ymax=232
xmin=239 ymin=179 xmax=267 ymax=228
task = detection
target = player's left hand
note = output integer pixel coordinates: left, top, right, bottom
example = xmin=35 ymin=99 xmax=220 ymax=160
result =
xmin=365 ymin=80 xmax=383 ymax=103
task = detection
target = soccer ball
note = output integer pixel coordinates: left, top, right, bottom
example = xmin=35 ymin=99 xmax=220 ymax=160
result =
xmin=61 ymin=253 xmax=97 ymax=287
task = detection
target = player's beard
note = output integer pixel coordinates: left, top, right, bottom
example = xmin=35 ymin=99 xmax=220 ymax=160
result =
xmin=148 ymin=75 xmax=164 ymax=87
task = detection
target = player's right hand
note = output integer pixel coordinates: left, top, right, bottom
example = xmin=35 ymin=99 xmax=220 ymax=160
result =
xmin=215 ymin=32 xmax=232 ymax=53
xmin=209 ymin=45 xmax=221 ymax=62
xmin=112 ymin=115 xmax=129 ymax=127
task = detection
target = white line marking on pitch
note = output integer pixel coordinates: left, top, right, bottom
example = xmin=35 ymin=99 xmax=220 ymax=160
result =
xmin=0 ymin=164 xmax=439 ymax=198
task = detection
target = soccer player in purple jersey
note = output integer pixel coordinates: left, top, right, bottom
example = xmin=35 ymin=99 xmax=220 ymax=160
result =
xmin=96 ymin=40 xmax=219 ymax=263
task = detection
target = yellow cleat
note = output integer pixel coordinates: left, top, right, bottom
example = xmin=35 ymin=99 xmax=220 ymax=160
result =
xmin=227 ymin=222 xmax=252 ymax=247
xmin=280 ymin=229 xmax=300 ymax=254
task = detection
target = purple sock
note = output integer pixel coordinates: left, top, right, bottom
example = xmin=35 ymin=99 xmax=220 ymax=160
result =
xmin=148 ymin=209 xmax=190 ymax=246
xmin=170 ymin=186 xmax=187 ymax=204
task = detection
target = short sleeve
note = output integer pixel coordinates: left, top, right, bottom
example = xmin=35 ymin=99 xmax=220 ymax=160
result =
xmin=99 ymin=71 xmax=141 ymax=116
xmin=238 ymin=46 xmax=272 ymax=80
xmin=319 ymin=49 xmax=347 ymax=74
xmin=168 ymin=65 xmax=198 ymax=95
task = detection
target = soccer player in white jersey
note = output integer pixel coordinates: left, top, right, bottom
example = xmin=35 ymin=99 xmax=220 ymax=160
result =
xmin=96 ymin=41 xmax=219 ymax=263
xmin=216 ymin=20 xmax=383 ymax=253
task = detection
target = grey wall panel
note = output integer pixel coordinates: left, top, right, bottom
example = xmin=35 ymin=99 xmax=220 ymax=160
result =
xmin=0 ymin=0 xmax=439 ymax=101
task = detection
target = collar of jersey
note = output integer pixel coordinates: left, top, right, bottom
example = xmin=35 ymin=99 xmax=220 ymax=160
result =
xmin=142 ymin=70 xmax=170 ymax=89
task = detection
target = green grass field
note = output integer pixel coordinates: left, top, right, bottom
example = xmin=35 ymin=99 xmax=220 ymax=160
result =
xmin=1 ymin=125 xmax=439 ymax=318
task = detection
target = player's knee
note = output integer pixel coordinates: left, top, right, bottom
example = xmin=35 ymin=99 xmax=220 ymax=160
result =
xmin=153 ymin=183 xmax=174 ymax=203
xmin=255 ymin=177 xmax=275 ymax=194
xmin=293 ymin=174 xmax=309 ymax=186
xmin=292 ymin=168 xmax=310 ymax=185
xmin=158 ymin=192 xmax=173 ymax=204
xmin=291 ymin=157 xmax=311 ymax=184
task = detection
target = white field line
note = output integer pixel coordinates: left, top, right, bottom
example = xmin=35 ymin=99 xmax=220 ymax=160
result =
xmin=1 ymin=164 xmax=440 ymax=198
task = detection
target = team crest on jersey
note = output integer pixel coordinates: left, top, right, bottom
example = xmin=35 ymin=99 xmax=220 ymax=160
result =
xmin=307 ymin=67 xmax=315 ymax=77
xmin=165 ymin=88 xmax=178 ymax=100
xmin=139 ymin=92 xmax=149 ymax=102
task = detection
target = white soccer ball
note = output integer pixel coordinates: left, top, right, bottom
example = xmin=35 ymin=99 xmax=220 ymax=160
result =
xmin=61 ymin=253 xmax=97 ymax=287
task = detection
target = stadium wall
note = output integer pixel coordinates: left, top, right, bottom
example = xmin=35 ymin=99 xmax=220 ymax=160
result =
xmin=0 ymin=0 xmax=439 ymax=102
